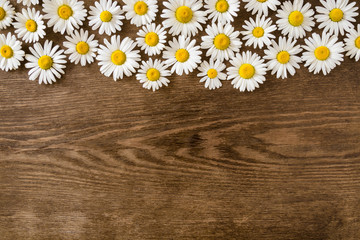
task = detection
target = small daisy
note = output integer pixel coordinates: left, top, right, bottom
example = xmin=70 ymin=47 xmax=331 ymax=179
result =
xmin=163 ymin=35 xmax=202 ymax=75
xmin=0 ymin=0 xmax=15 ymax=30
xmin=88 ymin=0 xmax=124 ymax=35
xmin=264 ymin=37 xmax=302 ymax=79
xmin=201 ymin=22 xmax=242 ymax=61
xmin=17 ymin=0 xmax=39 ymax=6
xmin=241 ymin=15 xmax=277 ymax=49
xmin=197 ymin=59 xmax=227 ymax=90
xmin=276 ymin=0 xmax=315 ymax=39
xmin=302 ymin=32 xmax=344 ymax=75
xmin=136 ymin=23 xmax=167 ymax=56
xmin=25 ymin=40 xmax=67 ymax=84
xmin=315 ymin=0 xmax=359 ymax=36
xmin=204 ymin=0 xmax=240 ymax=24
xmin=227 ymin=51 xmax=267 ymax=92
xmin=13 ymin=8 xmax=46 ymax=43
xmin=42 ymin=0 xmax=87 ymax=35
xmin=97 ymin=36 xmax=140 ymax=81
xmin=161 ymin=0 xmax=207 ymax=37
xmin=63 ymin=29 xmax=98 ymax=66
xmin=0 ymin=33 xmax=25 ymax=71
xmin=123 ymin=0 xmax=158 ymax=27
xmin=136 ymin=59 xmax=171 ymax=91
xmin=242 ymin=0 xmax=280 ymax=16
xmin=344 ymin=24 xmax=360 ymax=61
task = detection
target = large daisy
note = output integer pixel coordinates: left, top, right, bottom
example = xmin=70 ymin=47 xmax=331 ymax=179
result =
xmin=242 ymin=0 xmax=280 ymax=16
xmin=136 ymin=58 xmax=171 ymax=91
xmin=17 ymin=0 xmax=39 ymax=6
xmin=197 ymin=59 xmax=227 ymax=90
xmin=161 ymin=0 xmax=206 ymax=37
xmin=204 ymin=0 xmax=240 ymax=24
xmin=13 ymin=8 xmax=46 ymax=43
xmin=136 ymin=23 xmax=167 ymax=56
xmin=0 ymin=33 xmax=25 ymax=71
xmin=344 ymin=24 xmax=360 ymax=61
xmin=123 ymin=0 xmax=158 ymax=27
xmin=302 ymin=32 xmax=344 ymax=75
xmin=0 ymin=0 xmax=15 ymax=30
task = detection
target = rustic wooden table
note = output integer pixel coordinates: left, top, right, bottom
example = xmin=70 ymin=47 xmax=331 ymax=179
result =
xmin=1 ymin=0 xmax=360 ymax=239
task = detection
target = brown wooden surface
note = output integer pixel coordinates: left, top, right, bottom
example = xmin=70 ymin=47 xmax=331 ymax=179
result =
xmin=1 ymin=0 xmax=360 ymax=239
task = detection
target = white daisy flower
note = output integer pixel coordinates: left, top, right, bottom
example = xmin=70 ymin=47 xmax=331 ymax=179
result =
xmin=136 ymin=23 xmax=167 ymax=56
xmin=344 ymin=24 xmax=360 ymax=61
xmin=276 ymin=0 xmax=315 ymax=39
xmin=204 ymin=0 xmax=240 ymax=24
xmin=163 ymin=35 xmax=202 ymax=75
xmin=42 ymin=0 xmax=87 ymax=35
xmin=302 ymin=32 xmax=344 ymax=75
xmin=63 ymin=29 xmax=99 ymax=66
xmin=0 ymin=33 xmax=25 ymax=71
xmin=13 ymin=8 xmax=46 ymax=43
xmin=88 ymin=0 xmax=124 ymax=36
xmin=242 ymin=0 xmax=280 ymax=16
xmin=227 ymin=51 xmax=267 ymax=92
xmin=136 ymin=59 xmax=171 ymax=91
xmin=161 ymin=0 xmax=206 ymax=37
xmin=264 ymin=37 xmax=302 ymax=79
xmin=241 ymin=15 xmax=277 ymax=49
xmin=25 ymin=40 xmax=67 ymax=84
xmin=0 ymin=0 xmax=15 ymax=30
xmin=97 ymin=36 xmax=140 ymax=81
xmin=17 ymin=0 xmax=39 ymax=6
xmin=315 ymin=0 xmax=359 ymax=36
xmin=197 ymin=59 xmax=227 ymax=90
xmin=123 ymin=0 xmax=158 ymax=27
xmin=201 ymin=22 xmax=242 ymax=61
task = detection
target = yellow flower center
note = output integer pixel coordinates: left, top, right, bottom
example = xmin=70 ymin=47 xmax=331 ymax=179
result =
xmin=329 ymin=8 xmax=343 ymax=22
xmin=145 ymin=32 xmax=159 ymax=47
xmin=38 ymin=55 xmax=53 ymax=70
xmin=25 ymin=19 xmax=37 ymax=32
xmin=257 ymin=0 xmax=267 ymax=2
xmin=207 ymin=69 xmax=218 ymax=79
xmin=100 ymin=10 xmax=112 ymax=22
xmin=111 ymin=50 xmax=126 ymax=65
xmin=288 ymin=11 xmax=304 ymax=27
xmin=175 ymin=49 xmax=190 ymax=63
xmin=76 ymin=41 xmax=90 ymax=55
xmin=239 ymin=63 xmax=255 ymax=79
xmin=355 ymin=36 xmax=360 ymax=49
xmin=175 ymin=6 xmax=193 ymax=23
xmin=134 ymin=1 xmax=148 ymax=15
xmin=215 ymin=0 xmax=229 ymax=13
xmin=0 ymin=7 xmax=6 ymax=21
xmin=314 ymin=46 xmax=330 ymax=61
xmin=252 ymin=27 xmax=264 ymax=38
xmin=276 ymin=51 xmax=290 ymax=64
xmin=214 ymin=33 xmax=230 ymax=50
xmin=0 ymin=45 xmax=13 ymax=59
xmin=58 ymin=5 xmax=73 ymax=20
xmin=146 ymin=68 xmax=160 ymax=81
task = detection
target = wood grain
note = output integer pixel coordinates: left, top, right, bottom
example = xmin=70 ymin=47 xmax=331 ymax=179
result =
xmin=1 ymin=0 xmax=360 ymax=239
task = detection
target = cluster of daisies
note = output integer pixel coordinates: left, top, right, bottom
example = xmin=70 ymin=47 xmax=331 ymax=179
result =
xmin=0 ymin=0 xmax=360 ymax=92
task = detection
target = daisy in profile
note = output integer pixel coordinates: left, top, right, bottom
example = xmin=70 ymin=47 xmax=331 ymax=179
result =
xmin=136 ymin=59 xmax=171 ymax=91
xmin=264 ymin=37 xmax=302 ymax=79
xmin=315 ymin=0 xmax=358 ymax=36
xmin=17 ymin=0 xmax=39 ymax=6
xmin=227 ymin=51 xmax=267 ymax=92
xmin=344 ymin=24 xmax=360 ymax=61
xmin=0 ymin=33 xmax=25 ymax=71
xmin=161 ymin=0 xmax=206 ymax=37
xmin=136 ymin=24 xmax=167 ymax=56
xmin=97 ymin=36 xmax=140 ymax=81
xmin=302 ymin=32 xmax=344 ymax=75
xmin=242 ymin=0 xmax=280 ymax=16
xmin=0 ymin=0 xmax=15 ymax=30
xmin=201 ymin=22 xmax=241 ymax=61
xmin=123 ymin=0 xmax=158 ymax=27
xmin=197 ymin=59 xmax=227 ymax=90
xmin=63 ymin=29 xmax=99 ymax=66
xmin=13 ymin=8 xmax=46 ymax=43
xmin=25 ymin=40 xmax=67 ymax=84
xmin=276 ymin=0 xmax=315 ymax=39
xmin=163 ymin=35 xmax=202 ymax=75
xmin=88 ymin=0 xmax=124 ymax=35
xmin=241 ymin=15 xmax=276 ymax=49
xmin=43 ymin=0 xmax=87 ymax=35
xmin=204 ymin=0 xmax=240 ymax=24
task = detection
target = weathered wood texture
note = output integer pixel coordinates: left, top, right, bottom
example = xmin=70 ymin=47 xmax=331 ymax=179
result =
xmin=1 ymin=0 xmax=360 ymax=239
